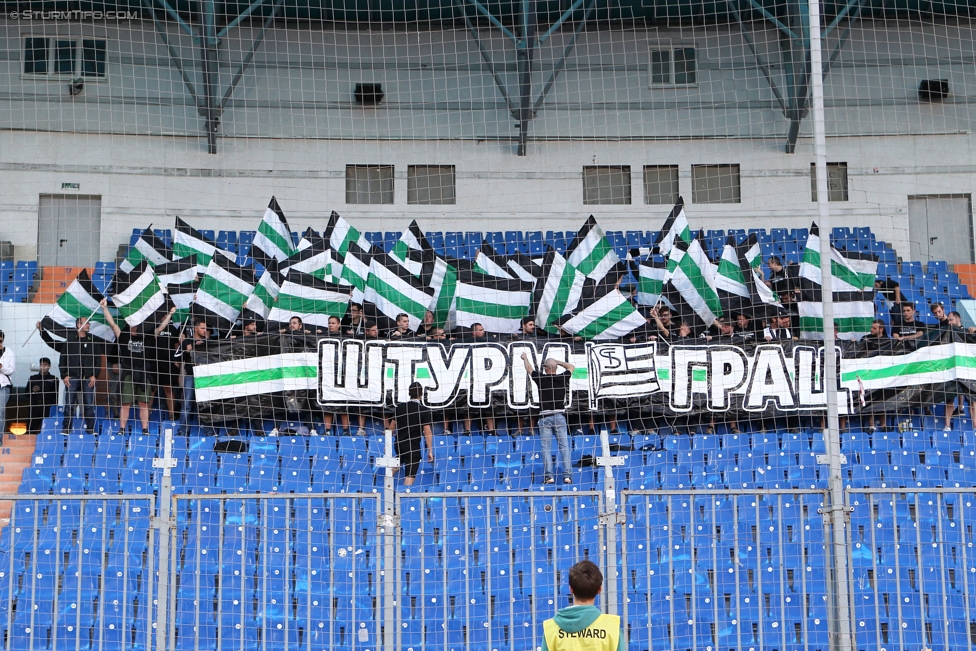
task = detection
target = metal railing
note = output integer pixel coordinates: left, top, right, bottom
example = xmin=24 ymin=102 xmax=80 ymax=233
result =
xmin=8 ymin=431 xmax=976 ymax=651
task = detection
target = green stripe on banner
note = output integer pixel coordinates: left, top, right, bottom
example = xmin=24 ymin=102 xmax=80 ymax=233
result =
xmin=367 ymin=276 xmax=429 ymax=318
xmin=841 ymin=354 xmax=976 ymax=383
xmin=251 ymin=282 xmax=275 ymax=307
xmin=195 ymin=364 xmax=318 ymax=389
xmin=455 ymin=298 xmax=528 ymax=320
xmin=118 ymin=283 xmax=160 ymax=320
xmin=173 ymin=242 xmax=208 ymax=265
xmin=200 ymin=277 xmax=249 ymax=309
xmin=657 ymin=368 xmax=669 ymax=380
xmin=575 ymin=238 xmax=614 ymax=277
xmin=830 ymin=259 xmax=874 ymax=290
xmin=693 ymin=368 xmax=706 ymax=382
xmin=717 ymin=258 xmax=745 ymax=284
xmin=799 ymin=315 xmax=875 ymax=332
xmin=276 ymin=293 xmax=347 ymax=316
xmin=572 ymin=368 xmax=587 ymax=380
xmin=575 ymin=302 xmax=640 ymax=340
xmin=258 ymin=221 xmax=294 ymax=256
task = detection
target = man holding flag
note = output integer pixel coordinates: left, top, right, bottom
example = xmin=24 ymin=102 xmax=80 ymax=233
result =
xmin=37 ymin=316 xmax=106 ymax=433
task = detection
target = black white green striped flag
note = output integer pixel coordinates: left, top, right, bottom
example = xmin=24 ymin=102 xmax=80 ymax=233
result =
xmin=167 ymin=279 xmax=199 ymax=325
xmin=559 ymin=284 xmax=645 ymax=341
xmin=364 ymin=254 xmax=434 ymax=330
xmin=267 ymin=270 xmax=351 ymax=330
xmin=154 ymin=258 xmax=198 ymax=287
xmin=454 ymin=270 xmax=533 ymax=334
xmin=120 ymin=227 xmax=170 ymax=273
xmin=41 ymin=270 xmax=116 ymax=341
xmin=533 ymin=249 xmax=585 ymax=334
xmin=282 ymin=242 xmax=341 ymax=282
xmin=798 ymin=223 xmax=877 ymax=341
xmin=391 ymin=221 xmax=433 ymax=276
xmin=243 ymin=261 xmax=283 ymax=322
xmin=338 ymin=241 xmax=373 ymax=304
xmin=112 ymin=262 xmax=170 ymax=328
xmin=652 ymin=198 xmax=691 ymax=256
xmin=664 ymin=235 xmax=723 ymax=330
xmin=297 ymin=227 xmax=324 ymax=252
xmin=249 ymin=196 xmax=297 ymax=268
xmin=474 ymin=243 xmax=514 ymax=279
xmin=715 ymin=235 xmax=750 ymax=301
xmin=566 ymin=215 xmax=620 ymax=281
xmin=426 ymin=257 xmax=461 ymax=330
xmin=192 ymin=255 xmax=257 ymax=332
xmin=323 ymin=211 xmax=370 ymax=255
xmin=637 ymin=256 xmax=668 ymax=307
xmin=173 ymin=217 xmax=235 ymax=271
xmin=507 ymin=252 xmax=541 ymax=284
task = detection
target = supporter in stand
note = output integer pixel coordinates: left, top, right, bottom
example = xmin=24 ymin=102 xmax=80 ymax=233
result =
xmin=414 ymin=310 xmax=436 ymax=338
xmin=0 ymin=331 xmax=11 ymax=436
xmin=391 ymin=382 xmax=434 ymax=487
xmin=100 ymin=299 xmax=177 ymax=434
xmin=702 ymin=316 xmax=735 ymax=342
xmin=948 ymin=311 xmax=976 ymax=335
xmin=26 ymin=357 xmax=58 ymax=434
xmin=522 ymin=352 xmax=575 ymax=484
xmin=931 ymin=302 xmax=950 ymax=329
xmin=177 ymin=318 xmax=211 ymax=432
xmin=342 ymin=302 xmax=366 ymax=337
xmin=867 ymin=319 xmax=888 ymax=339
xmin=764 ymin=313 xmax=796 ymax=341
xmin=733 ymin=313 xmax=758 ymax=342
xmin=874 ymin=277 xmax=904 ymax=307
xmin=388 ymin=313 xmax=415 ymax=340
xmin=943 ymin=311 xmax=976 ymax=431
xmin=37 ymin=317 xmax=105 ymax=433
xmin=326 ymin=316 xmax=343 ymax=336
xmin=282 ymin=316 xmax=313 ymax=335
xmin=364 ymin=321 xmax=380 ymax=339
xmin=892 ymin=303 xmax=925 ymax=344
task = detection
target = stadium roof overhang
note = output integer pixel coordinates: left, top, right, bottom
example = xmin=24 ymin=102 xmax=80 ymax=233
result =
xmin=12 ymin=0 xmax=970 ymax=154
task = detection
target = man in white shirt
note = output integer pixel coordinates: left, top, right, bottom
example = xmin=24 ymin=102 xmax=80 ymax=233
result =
xmin=0 ymin=330 xmax=14 ymax=434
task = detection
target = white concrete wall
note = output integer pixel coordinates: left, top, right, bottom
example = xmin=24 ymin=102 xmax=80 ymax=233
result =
xmin=0 ymin=18 xmax=974 ymax=261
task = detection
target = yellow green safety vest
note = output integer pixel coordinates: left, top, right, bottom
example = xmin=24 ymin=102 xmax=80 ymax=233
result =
xmin=543 ymin=613 xmax=621 ymax=651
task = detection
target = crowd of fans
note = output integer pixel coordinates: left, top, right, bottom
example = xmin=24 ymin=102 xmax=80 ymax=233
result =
xmin=1 ymin=254 xmax=969 ymax=447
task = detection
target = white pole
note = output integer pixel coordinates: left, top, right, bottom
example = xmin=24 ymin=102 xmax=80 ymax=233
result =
xmin=808 ymin=2 xmax=854 ymax=651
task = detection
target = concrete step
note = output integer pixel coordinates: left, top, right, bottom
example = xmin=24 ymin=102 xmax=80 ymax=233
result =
xmin=0 ymin=435 xmax=37 ymax=523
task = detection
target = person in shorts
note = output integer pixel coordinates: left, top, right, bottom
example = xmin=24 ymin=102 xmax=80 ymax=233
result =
xmin=391 ymin=382 xmax=434 ymax=486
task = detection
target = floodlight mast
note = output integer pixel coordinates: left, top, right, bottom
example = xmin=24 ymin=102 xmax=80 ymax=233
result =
xmin=809 ymin=0 xmax=855 ymax=649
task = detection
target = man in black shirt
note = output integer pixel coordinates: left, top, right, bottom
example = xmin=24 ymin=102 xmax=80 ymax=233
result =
xmin=388 ymin=313 xmax=415 ymax=340
xmin=26 ymin=357 xmax=58 ymax=434
xmin=522 ymin=352 xmax=575 ymax=484
xmin=37 ymin=316 xmax=105 ymax=433
xmin=391 ymin=382 xmax=434 ymax=486
xmin=101 ymin=299 xmax=176 ymax=434
xmin=931 ymin=302 xmax=950 ymax=329
xmin=893 ymin=303 xmax=925 ymax=343
xmin=178 ymin=318 xmax=211 ymax=429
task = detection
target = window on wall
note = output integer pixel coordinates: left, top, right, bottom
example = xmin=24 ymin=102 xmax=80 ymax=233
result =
xmin=649 ymin=46 xmax=697 ymax=86
xmin=811 ymin=162 xmax=849 ymax=202
xmin=408 ymin=166 xmax=456 ymax=205
xmin=643 ymin=165 xmax=679 ymax=205
xmin=583 ymin=166 xmax=632 ymax=205
xmin=23 ymin=37 xmax=107 ymax=78
xmin=346 ymin=165 xmax=394 ymax=204
xmin=691 ymin=164 xmax=740 ymax=204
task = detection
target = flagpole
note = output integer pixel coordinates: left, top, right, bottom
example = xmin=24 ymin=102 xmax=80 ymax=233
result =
xmin=809 ymin=0 xmax=854 ymax=649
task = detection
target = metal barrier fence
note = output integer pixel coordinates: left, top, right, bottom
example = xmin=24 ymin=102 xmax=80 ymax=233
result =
xmin=7 ymin=470 xmax=976 ymax=650
xmin=0 ymin=495 xmax=156 ymax=651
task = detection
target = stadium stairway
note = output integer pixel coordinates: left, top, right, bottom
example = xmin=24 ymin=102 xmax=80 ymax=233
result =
xmin=0 ymin=435 xmax=37 ymax=521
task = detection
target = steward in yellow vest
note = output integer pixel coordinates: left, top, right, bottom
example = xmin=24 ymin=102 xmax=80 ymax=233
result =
xmin=542 ymin=560 xmax=624 ymax=651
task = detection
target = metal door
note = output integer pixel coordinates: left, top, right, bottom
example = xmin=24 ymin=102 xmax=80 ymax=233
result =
xmin=908 ymin=194 xmax=974 ymax=264
xmin=37 ymin=195 xmax=102 ymax=267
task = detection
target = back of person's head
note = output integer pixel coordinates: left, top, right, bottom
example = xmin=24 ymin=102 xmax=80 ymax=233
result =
xmin=568 ymin=560 xmax=603 ymax=601
xmin=408 ymin=382 xmax=423 ymax=400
